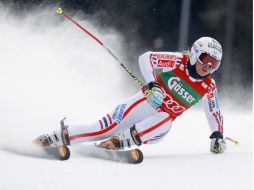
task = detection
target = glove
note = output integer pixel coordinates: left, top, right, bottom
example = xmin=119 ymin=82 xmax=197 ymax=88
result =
xmin=144 ymin=81 xmax=164 ymax=108
xmin=210 ymin=131 xmax=227 ymax=154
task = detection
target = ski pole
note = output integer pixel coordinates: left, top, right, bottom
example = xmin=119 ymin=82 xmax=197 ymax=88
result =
xmin=224 ymin=137 xmax=240 ymax=145
xmin=55 ymin=7 xmax=144 ymax=88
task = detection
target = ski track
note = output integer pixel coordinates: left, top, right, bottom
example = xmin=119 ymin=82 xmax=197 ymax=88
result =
xmin=0 ymin=112 xmax=252 ymax=190
xmin=0 ymin=5 xmax=252 ymax=190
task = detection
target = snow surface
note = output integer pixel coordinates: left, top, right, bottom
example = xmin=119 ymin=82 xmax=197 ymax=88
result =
xmin=0 ymin=5 xmax=252 ymax=190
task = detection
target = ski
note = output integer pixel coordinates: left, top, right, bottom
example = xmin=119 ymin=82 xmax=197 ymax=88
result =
xmin=54 ymin=145 xmax=71 ymax=160
xmin=33 ymin=117 xmax=71 ymax=161
xmin=89 ymin=145 xmax=144 ymax=164
xmin=34 ymin=143 xmax=71 ymax=161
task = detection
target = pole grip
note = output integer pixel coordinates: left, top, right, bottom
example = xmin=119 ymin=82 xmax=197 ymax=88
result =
xmin=224 ymin=137 xmax=240 ymax=145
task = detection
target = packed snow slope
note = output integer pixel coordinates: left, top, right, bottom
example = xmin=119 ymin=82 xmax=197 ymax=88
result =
xmin=0 ymin=5 xmax=252 ymax=190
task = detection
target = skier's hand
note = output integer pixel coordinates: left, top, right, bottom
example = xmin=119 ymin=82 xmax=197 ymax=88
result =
xmin=210 ymin=131 xmax=227 ymax=154
xmin=144 ymin=81 xmax=164 ymax=108
xmin=98 ymin=136 xmax=120 ymax=150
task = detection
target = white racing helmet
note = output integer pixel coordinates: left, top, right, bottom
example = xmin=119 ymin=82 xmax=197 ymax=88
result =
xmin=189 ymin=37 xmax=223 ymax=73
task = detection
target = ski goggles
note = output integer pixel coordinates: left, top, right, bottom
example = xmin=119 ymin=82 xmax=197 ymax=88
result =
xmin=197 ymin=52 xmax=220 ymax=71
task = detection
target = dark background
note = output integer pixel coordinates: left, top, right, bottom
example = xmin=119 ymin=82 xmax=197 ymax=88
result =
xmin=1 ymin=0 xmax=253 ymax=108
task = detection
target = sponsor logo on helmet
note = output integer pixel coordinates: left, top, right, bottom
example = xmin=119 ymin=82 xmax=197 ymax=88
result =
xmin=208 ymin=42 xmax=222 ymax=53
xmin=197 ymin=41 xmax=203 ymax=47
xmin=168 ymin=77 xmax=195 ymax=103
xmin=193 ymin=44 xmax=199 ymax=54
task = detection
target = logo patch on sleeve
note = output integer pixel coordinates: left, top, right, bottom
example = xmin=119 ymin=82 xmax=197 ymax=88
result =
xmin=112 ymin=104 xmax=126 ymax=124
xmin=150 ymin=53 xmax=177 ymax=68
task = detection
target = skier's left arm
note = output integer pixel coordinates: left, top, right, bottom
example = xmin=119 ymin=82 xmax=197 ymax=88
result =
xmin=202 ymin=79 xmax=226 ymax=153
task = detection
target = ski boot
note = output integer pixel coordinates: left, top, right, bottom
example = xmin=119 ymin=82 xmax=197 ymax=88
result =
xmin=34 ymin=117 xmax=71 ymax=160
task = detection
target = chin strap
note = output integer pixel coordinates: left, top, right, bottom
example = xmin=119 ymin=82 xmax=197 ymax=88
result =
xmin=187 ymin=61 xmax=208 ymax=80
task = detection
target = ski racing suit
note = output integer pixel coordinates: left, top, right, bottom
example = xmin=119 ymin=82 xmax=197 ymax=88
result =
xmin=67 ymin=51 xmax=223 ymax=145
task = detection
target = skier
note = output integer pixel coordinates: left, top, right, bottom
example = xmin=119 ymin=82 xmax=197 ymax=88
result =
xmin=35 ymin=37 xmax=226 ymax=156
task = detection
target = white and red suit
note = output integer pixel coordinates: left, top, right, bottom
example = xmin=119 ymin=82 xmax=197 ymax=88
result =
xmin=68 ymin=52 xmax=223 ymax=145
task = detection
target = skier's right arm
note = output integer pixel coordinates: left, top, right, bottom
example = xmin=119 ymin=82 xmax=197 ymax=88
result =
xmin=138 ymin=51 xmax=156 ymax=84
xmin=138 ymin=51 xmax=182 ymax=83
xmin=138 ymin=51 xmax=180 ymax=108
